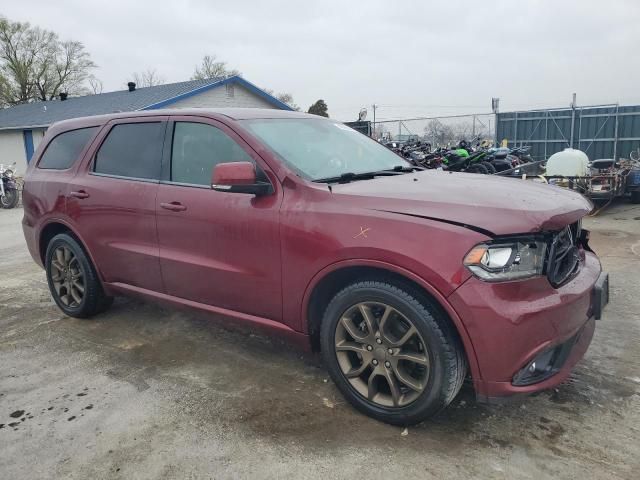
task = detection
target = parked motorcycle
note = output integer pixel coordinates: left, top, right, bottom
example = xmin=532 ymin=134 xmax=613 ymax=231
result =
xmin=1 ymin=162 xmax=19 ymax=209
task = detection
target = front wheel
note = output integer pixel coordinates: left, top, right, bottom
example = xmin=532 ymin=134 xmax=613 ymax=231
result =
xmin=320 ymin=281 xmax=466 ymax=425
xmin=0 ymin=188 xmax=18 ymax=209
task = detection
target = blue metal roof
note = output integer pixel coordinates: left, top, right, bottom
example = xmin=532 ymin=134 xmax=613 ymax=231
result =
xmin=0 ymin=75 xmax=292 ymax=130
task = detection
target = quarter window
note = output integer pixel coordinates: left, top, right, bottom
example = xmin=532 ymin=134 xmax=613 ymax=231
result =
xmin=94 ymin=122 xmax=164 ymax=180
xmin=171 ymin=122 xmax=253 ymax=185
xmin=38 ymin=127 xmax=98 ymax=170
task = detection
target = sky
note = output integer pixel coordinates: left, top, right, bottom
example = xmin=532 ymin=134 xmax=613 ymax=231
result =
xmin=3 ymin=0 xmax=639 ymax=121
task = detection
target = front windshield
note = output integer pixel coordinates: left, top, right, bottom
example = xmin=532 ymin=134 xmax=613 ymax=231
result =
xmin=240 ymin=118 xmax=410 ymax=181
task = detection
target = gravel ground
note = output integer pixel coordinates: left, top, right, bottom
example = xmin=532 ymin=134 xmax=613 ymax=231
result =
xmin=1 ymin=202 xmax=639 ymax=479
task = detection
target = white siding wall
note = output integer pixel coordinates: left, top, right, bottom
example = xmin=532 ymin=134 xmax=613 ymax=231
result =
xmin=0 ymin=131 xmax=26 ymax=175
xmin=32 ymin=129 xmax=46 ymax=149
xmin=171 ymin=84 xmax=278 ymax=109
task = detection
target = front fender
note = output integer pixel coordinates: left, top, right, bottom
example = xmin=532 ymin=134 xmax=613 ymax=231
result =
xmin=299 ymin=257 xmax=483 ymax=387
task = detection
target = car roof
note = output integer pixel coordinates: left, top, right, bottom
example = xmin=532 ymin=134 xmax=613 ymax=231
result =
xmin=50 ymin=108 xmax=318 ymax=131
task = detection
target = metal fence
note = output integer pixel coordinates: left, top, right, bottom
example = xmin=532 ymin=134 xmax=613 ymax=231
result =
xmin=372 ymin=113 xmax=495 ymax=147
xmin=496 ymin=104 xmax=640 ymax=161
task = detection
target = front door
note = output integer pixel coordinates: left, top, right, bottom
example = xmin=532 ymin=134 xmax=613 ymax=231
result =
xmin=156 ymin=117 xmax=282 ymax=321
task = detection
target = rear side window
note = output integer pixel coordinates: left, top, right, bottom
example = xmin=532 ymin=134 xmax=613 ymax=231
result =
xmin=38 ymin=127 xmax=98 ymax=170
xmin=94 ymin=123 xmax=164 ymax=180
xmin=171 ymin=122 xmax=253 ymax=185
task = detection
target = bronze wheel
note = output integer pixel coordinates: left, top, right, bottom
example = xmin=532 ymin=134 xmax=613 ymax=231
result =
xmin=50 ymin=245 xmax=85 ymax=308
xmin=321 ymin=281 xmax=466 ymax=425
xmin=334 ymin=301 xmax=429 ymax=407
xmin=45 ymin=233 xmax=113 ymax=318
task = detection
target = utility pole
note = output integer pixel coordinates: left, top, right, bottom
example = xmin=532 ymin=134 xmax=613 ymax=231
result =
xmin=491 ymin=97 xmax=500 ymax=146
xmin=570 ymin=93 xmax=577 ymax=148
xmin=372 ymin=104 xmax=378 ymax=138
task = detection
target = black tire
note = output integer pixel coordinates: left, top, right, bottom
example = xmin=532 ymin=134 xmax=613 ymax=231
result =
xmin=45 ymin=233 xmax=113 ymax=318
xmin=320 ymin=281 xmax=466 ymax=425
xmin=481 ymin=161 xmax=497 ymax=174
xmin=631 ymin=191 xmax=640 ymax=204
xmin=466 ymin=163 xmax=488 ymax=174
xmin=0 ymin=189 xmax=19 ymax=209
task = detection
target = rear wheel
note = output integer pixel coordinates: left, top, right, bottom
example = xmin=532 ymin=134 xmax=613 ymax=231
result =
xmin=320 ymin=281 xmax=466 ymax=425
xmin=45 ymin=233 xmax=113 ymax=318
xmin=466 ymin=163 xmax=488 ymax=174
xmin=481 ymin=161 xmax=497 ymax=174
xmin=0 ymin=189 xmax=18 ymax=209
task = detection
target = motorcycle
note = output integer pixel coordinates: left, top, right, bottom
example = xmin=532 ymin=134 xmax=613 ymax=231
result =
xmin=1 ymin=162 xmax=19 ymax=209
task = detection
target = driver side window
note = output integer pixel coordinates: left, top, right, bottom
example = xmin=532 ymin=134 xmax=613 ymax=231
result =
xmin=171 ymin=122 xmax=254 ymax=186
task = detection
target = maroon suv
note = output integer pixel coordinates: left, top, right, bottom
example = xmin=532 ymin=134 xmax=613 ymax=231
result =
xmin=22 ymin=109 xmax=609 ymax=425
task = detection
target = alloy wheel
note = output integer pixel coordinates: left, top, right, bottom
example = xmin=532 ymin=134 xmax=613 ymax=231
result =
xmin=334 ymin=301 xmax=430 ymax=408
xmin=50 ymin=246 xmax=85 ymax=308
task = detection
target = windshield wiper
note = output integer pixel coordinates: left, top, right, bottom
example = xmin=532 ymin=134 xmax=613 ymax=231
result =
xmin=314 ymin=166 xmax=422 ymax=184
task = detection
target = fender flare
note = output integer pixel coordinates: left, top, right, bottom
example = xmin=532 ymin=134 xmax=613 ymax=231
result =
xmin=300 ymin=258 xmax=483 ymax=383
xmin=37 ymin=217 xmax=106 ymax=284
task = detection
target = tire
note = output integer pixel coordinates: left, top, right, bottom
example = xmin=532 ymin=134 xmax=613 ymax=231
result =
xmin=0 ymin=189 xmax=19 ymax=209
xmin=466 ymin=163 xmax=488 ymax=174
xmin=631 ymin=190 xmax=640 ymax=204
xmin=45 ymin=233 xmax=113 ymax=318
xmin=481 ymin=161 xmax=497 ymax=174
xmin=320 ymin=281 xmax=466 ymax=425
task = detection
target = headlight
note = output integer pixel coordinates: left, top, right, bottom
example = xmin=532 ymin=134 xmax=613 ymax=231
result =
xmin=463 ymin=239 xmax=547 ymax=281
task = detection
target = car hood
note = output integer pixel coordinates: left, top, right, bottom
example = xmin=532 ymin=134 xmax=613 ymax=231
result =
xmin=330 ymin=170 xmax=591 ymax=236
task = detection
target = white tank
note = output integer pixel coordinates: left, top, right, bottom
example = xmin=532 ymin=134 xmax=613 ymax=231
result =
xmin=546 ymin=148 xmax=590 ymax=177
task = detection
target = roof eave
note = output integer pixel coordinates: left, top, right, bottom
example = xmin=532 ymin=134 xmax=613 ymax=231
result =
xmin=141 ymin=75 xmax=294 ymax=111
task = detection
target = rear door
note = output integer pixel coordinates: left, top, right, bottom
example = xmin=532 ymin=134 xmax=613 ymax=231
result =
xmin=67 ymin=116 xmax=167 ymax=292
xmin=156 ymin=116 xmax=282 ymax=321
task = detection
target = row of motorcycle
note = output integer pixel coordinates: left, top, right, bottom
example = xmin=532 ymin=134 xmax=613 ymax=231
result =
xmin=384 ymin=138 xmax=539 ymax=175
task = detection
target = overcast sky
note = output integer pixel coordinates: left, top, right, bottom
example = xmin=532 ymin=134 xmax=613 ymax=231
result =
xmin=3 ymin=0 xmax=639 ymax=120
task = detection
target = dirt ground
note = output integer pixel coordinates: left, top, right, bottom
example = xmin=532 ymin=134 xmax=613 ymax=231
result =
xmin=1 ymin=202 xmax=639 ymax=479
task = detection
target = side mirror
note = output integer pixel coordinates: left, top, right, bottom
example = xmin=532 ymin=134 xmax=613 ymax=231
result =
xmin=211 ymin=161 xmax=273 ymax=196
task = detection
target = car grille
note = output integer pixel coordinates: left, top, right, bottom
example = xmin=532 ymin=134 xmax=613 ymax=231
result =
xmin=547 ymin=221 xmax=581 ymax=287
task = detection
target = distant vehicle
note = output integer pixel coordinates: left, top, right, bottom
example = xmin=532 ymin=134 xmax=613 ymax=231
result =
xmin=22 ymin=108 xmax=608 ymax=425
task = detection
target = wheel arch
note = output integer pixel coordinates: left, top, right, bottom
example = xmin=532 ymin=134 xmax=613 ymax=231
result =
xmin=302 ymin=260 xmax=482 ymax=384
xmin=38 ymin=220 xmax=105 ymax=283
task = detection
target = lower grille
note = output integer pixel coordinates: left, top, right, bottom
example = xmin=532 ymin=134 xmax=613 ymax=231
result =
xmin=547 ymin=222 xmax=580 ymax=287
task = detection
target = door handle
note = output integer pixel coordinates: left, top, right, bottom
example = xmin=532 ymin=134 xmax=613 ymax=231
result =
xmin=70 ymin=190 xmax=90 ymax=199
xmin=160 ymin=201 xmax=187 ymax=212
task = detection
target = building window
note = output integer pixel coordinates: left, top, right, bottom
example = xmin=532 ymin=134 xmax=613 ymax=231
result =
xmin=226 ymin=84 xmax=235 ymax=98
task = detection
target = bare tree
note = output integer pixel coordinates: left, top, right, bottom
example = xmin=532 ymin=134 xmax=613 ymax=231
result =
xmin=0 ymin=16 xmax=97 ymax=105
xmin=372 ymin=123 xmax=389 ymax=140
xmin=191 ymin=55 xmax=240 ymax=80
xmin=131 ymin=68 xmax=165 ymax=88
xmin=34 ymin=40 xmax=95 ymax=101
xmin=88 ymin=75 xmax=103 ymax=94
xmin=423 ymin=119 xmax=455 ymax=147
xmin=275 ymin=92 xmax=300 ymax=111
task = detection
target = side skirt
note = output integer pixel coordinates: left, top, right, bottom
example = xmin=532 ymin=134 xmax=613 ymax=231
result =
xmin=105 ymin=282 xmax=310 ymax=349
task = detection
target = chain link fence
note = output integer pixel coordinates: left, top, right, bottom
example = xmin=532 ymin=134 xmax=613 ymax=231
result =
xmin=371 ymin=113 xmax=495 ymax=148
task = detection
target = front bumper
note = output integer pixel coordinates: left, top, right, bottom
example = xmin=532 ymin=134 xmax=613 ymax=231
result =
xmin=448 ymin=251 xmax=604 ymax=401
